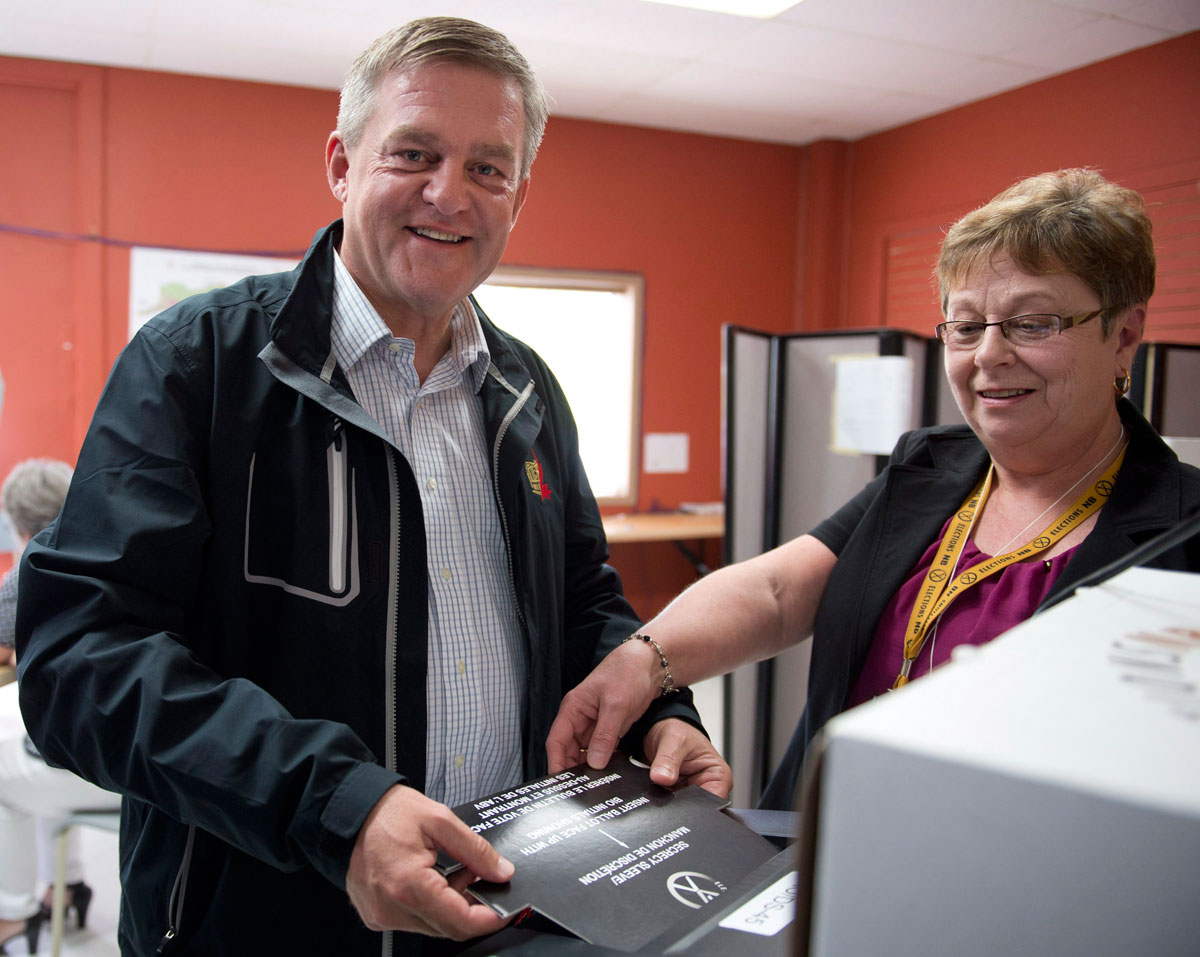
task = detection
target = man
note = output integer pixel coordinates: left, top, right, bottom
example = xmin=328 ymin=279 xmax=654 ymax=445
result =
xmin=16 ymin=18 xmax=729 ymax=956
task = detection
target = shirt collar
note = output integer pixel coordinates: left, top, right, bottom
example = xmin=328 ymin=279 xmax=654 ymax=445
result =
xmin=446 ymin=299 xmax=492 ymax=395
xmin=330 ymin=249 xmax=491 ymax=392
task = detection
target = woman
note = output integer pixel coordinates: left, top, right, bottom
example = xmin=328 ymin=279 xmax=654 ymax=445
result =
xmin=546 ymin=169 xmax=1200 ymax=809
xmin=1 ymin=460 xmax=118 ymax=953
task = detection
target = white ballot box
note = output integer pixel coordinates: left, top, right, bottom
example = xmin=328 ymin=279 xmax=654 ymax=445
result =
xmin=799 ymin=566 xmax=1200 ymax=957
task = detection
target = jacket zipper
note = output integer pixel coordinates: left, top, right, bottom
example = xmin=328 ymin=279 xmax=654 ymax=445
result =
xmin=491 ymin=379 xmax=536 ymax=632
xmin=382 ymin=446 xmax=402 ymax=957
xmin=157 ymin=824 xmax=197 ymax=952
xmin=379 ymin=375 xmax=527 ymax=956
xmin=328 ymin=418 xmax=348 ymax=594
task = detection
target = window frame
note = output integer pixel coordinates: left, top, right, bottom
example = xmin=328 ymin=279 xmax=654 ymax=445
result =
xmin=478 ymin=265 xmax=644 ymax=508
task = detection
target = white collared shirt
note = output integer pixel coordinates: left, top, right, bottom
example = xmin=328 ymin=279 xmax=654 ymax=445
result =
xmin=330 ymin=251 xmax=527 ymax=807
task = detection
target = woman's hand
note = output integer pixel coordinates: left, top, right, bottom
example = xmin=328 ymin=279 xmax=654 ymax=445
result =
xmin=546 ymin=638 xmax=660 ymax=775
xmin=546 ymin=639 xmax=733 ymax=798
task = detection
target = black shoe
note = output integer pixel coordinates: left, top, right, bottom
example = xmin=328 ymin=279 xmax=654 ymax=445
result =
xmin=39 ymin=880 xmax=94 ymax=931
xmin=0 ymin=910 xmax=46 ymax=955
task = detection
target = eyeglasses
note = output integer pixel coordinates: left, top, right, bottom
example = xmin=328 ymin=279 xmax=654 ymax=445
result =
xmin=935 ymin=310 xmax=1103 ymax=348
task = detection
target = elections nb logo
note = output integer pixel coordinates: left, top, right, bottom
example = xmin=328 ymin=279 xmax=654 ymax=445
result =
xmin=524 ymin=452 xmax=552 ymax=501
xmin=666 ymin=871 xmax=726 ymax=909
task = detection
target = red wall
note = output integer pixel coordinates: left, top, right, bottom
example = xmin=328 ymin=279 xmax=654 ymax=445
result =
xmin=833 ymin=31 xmax=1200 ymax=342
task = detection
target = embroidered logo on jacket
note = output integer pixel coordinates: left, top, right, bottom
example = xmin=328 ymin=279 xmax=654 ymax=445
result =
xmin=524 ymin=452 xmax=552 ymax=501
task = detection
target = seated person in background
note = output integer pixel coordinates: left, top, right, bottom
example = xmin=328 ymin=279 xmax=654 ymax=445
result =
xmin=549 ymin=168 xmax=1200 ymax=810
xmin=1 ymin=458 xmax=118 ymax=954
xmin=1 ymin=460 xmax=74 ymax=663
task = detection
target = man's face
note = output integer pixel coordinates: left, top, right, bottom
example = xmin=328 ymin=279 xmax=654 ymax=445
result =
xmin=326 ymin=60 xmax=530 ymax=334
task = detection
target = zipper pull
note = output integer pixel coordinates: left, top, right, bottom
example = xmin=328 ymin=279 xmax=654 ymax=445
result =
xmin=156 ymin=927 xmax=176 ymax=953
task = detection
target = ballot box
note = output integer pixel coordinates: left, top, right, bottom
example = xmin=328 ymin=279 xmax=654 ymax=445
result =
xmin=797 ymin=566 xmax=1200 ymax=957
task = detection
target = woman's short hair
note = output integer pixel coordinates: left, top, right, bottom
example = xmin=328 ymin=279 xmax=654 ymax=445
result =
xmin=336 ymin=16 xmax=550 ymax=182
xmin=1 ymin=458 xmax=73 ymax=541
xmin=936 ymin=168 xmax=1156 ymax=334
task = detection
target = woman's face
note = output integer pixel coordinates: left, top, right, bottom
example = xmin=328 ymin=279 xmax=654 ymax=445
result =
xmin=943 ymin=256 xmax=1144 ymax=470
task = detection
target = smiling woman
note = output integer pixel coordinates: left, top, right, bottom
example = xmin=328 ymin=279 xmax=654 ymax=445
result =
xmin=939 ymin=258 xmax=1139 ymax=479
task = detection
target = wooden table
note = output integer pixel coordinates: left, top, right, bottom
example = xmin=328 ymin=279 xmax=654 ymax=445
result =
xmin=602 ymin=511 xmax=724 ymax=544
xmin=602 ymin=512 xmax=724 ymax=576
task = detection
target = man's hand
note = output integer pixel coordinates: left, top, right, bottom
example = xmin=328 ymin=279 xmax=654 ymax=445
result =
xmin=546 ymin=639 xmax=659 ymax=775
xmin=642 ymin=718 xmax=732 ymax=798
xmin=346 ymin=785 xmax=513 ymax=940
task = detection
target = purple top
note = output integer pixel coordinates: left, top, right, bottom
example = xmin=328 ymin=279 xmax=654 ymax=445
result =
xmin=846 ymin=517 xmax=1077 ymax=707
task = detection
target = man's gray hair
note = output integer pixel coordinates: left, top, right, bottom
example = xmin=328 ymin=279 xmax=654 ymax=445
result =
xmin=2 ymin=458 xmax=73 ymax=541
xmin=337 ymin=17 xmax=550 ymax=181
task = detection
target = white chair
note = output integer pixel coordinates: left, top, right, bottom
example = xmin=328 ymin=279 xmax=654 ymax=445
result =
xmin=48 ymin=810 xmax=120 ymax=957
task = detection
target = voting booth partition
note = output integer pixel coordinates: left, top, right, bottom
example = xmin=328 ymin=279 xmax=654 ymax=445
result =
xmin=1131 ymin=341 xmax=1200 ymax=468
xmin=719 ymin=325 xmax=938 ymax=808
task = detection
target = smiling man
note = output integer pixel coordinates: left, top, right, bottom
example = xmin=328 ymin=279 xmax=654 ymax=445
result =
xmin=16 ymin=18 xmax=728 ymax=957
xmin=327 ymin=56 xmax=531 ymax=376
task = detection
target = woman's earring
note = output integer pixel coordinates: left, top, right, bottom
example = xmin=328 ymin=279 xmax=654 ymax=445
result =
xmin=1114 ymin=367 xmax=1132 ymax=397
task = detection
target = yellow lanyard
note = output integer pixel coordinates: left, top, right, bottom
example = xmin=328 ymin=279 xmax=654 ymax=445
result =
xmin=892 ymin=449 xmax=1126 ymax=689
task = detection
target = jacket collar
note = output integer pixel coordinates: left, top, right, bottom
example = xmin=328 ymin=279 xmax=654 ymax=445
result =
xmin=921 ymin=426 xmax=991 ymax=476
xmin=1094 ymin=399 xmax=1187 ymax=532
xmin=889 ymin=402 xmax=1186 ymax=604
xmin=261 ymin=221 xmax=541 ymax=445
xmin=915 ymin=401 xmax=1183 ymax=528
xmin=470 ymin=294 xmax=535 ymax=399
xmin=269 ymin=220 xmax=342 ymax=378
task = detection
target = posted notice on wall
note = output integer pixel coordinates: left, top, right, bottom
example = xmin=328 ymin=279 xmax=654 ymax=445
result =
xmin=830 ymin=354 xmax=914 ymax=455
xmin=439 ymin=753 xmax=778 ymax=952
xmin=128 ymin=247 xmax=299 ymax=339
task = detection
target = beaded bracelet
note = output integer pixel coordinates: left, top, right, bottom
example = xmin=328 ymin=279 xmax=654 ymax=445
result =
xmin=621 ymin=632 xmax=677 ymax=696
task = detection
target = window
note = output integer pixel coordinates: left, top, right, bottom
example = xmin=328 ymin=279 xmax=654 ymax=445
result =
xmin=474 ymin=268 xmax=643 ymax=506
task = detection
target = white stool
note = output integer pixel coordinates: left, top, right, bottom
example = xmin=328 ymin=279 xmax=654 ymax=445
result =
xmin=48 ymin=811 xmax=120 ymax=957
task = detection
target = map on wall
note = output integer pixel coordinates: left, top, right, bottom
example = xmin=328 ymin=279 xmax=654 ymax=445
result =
xmin=128 ymin=247 xmax=299 ymax=338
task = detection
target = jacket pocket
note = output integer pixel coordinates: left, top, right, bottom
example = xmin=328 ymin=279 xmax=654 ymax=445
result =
xmin=156 ymin=825 xmax=196 ymax=954
xmin=242 ymin=422 xmax=360 ymax=606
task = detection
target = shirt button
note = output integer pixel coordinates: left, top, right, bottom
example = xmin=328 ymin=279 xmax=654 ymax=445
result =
xmin=427 ymin=477 xmax=438 ymax=492
xmin=440 ymin=568 xmax=452 ymax=581
xmin=454 ymin=754 xmax=465 ymax=769
xmin=388 ymin=342 xmax=401 ymax=353
xmin=456 ymin=660 xmax=466 ymax=675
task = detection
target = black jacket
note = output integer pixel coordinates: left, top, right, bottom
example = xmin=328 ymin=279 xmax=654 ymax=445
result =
xmin=760 ymin=401 xmax=1200 ymax=810
xmin=17 ymin=221 xmax=699 ymax=955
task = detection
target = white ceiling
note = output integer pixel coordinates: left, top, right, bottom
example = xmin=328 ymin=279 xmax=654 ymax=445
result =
xmin=2 ymin=0 xmax=1198 ymax=145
